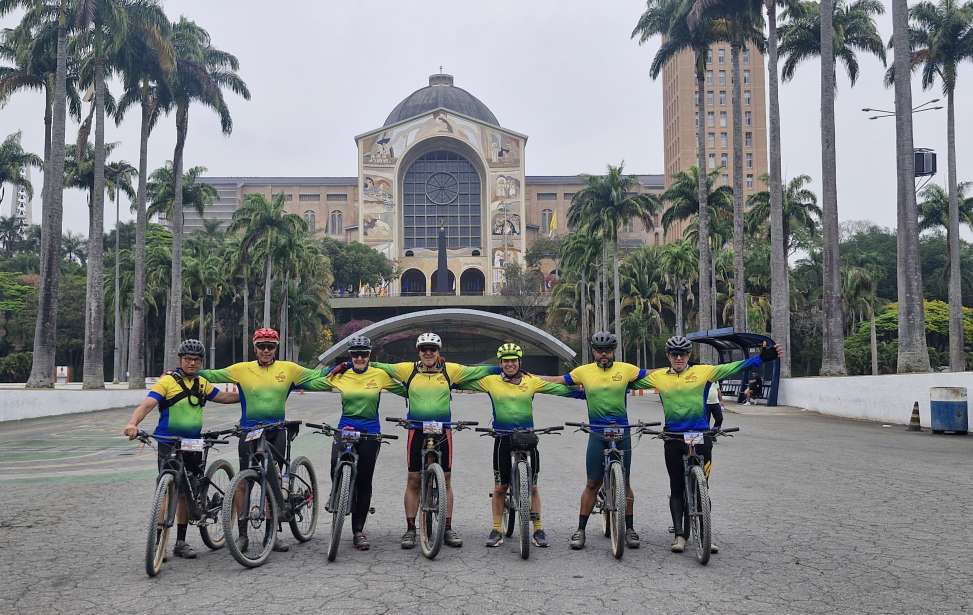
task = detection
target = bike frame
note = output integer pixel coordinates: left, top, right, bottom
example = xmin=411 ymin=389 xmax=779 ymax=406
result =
xmin=149 ymin=434 xmax=220 ymax=524
xmin=238 ymin=421 xmax=309 ymax=520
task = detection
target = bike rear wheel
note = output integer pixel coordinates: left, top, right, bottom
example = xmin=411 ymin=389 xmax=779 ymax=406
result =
xmin=419 ymin=463 xmax=447 ymax=560
xmin=145 ymin=472 xmax=177 ymax=577
xmin=199 ymin=459 xmax=234 ymax=550
xmin=607 ymin=461 xmax=626 ymax=559
xmin=502 ymin=499 xmax=516 ymax=537
xmin=221 ymin=469 xmax=278 ymax=568
xmin=328 ymin=464 xmax=351 ymax=562
xmin=288 ymin=456 xmax=319 ymax=543
xmin=597 ymin=491 xmax=610 ymax=538
xmin=516 ymin=460 xmax=531 ymax=560
xmin=689 ymin=465 xmax=711 ymax=565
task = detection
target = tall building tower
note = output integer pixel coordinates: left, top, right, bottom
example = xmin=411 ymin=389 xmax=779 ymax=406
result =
xmin=3 ymin=166 xmax=33 ymax=225
xmin=661 ymin=43 xmax=768 ymax=241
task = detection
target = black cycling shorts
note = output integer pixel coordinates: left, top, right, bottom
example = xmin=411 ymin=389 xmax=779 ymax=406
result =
xmin=238 ymin=426 xmax=288 ymax=472
xmin=493 ymin=435 xmax=539 ymax=486
xmin=407 ymin=428 xmax=453 ymax=473
xmin=157 ymin=441 xmax=203 ymax=479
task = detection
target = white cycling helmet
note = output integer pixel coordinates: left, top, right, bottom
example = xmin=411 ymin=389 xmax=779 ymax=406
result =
xmin=416 ymin=332 xmax=442 ymax=350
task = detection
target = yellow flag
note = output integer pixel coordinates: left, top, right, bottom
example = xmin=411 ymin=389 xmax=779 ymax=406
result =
xmin=548 ymin=211 xmax=558 ymax=237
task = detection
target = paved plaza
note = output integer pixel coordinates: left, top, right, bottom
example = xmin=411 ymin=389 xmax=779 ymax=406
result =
xmin=1 ymin=392 xmax=971 ymax=614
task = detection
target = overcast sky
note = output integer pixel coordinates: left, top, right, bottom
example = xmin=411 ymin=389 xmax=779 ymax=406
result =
xmin=1 ymin=0 xmax=970 ymax=238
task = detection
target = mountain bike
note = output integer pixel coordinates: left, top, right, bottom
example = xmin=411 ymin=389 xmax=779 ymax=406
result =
xmin=566 ymin=420 xmax=659 ymax=559
xmin=306 ymin=422 xmax=398 ymax=562
xmin=385 ymin=417 xmax=478 ymax=559
xmin=640 ymin=426 xmax=739 ymax=565
xmin=475 ymin=425 xmax=562 ymax=559
xmin=136 ymin=429 xmax=235 ymax=577
xmin=220 ymin=420 xmax=319 ymax=568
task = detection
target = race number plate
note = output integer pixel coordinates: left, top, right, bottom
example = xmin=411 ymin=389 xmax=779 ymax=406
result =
xmin=423 ymin=421 xmax=443 ymax=434
xmin=245 ymin=428 xmax=264 ymax=442
xmin=603 ymin=426 xmax=623 ymax=437
xmin=180 ymin=438 xmax=204 ymax=452
xmin=342 ymin=430 xmax=361 ymax=442
xmin=683 ymin=432 xmax=704 ymax=445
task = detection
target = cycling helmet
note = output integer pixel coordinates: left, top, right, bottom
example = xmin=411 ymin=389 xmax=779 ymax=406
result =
xmin=416 ymin=332 xmax=442 ymax=349
xmin=497 ymin=343 xmax=523 ymax=361
xmin=252 ymin=328 xmax=280 ymax=343
xmin=347 ymin=335 xmax=371 ymax=351
xmin=590 ymin=331 xmax=617 ymax=350
xmin=177 ymin=338 xmax=205 ymax=357
xmin=665 ymin=335 xmax=692 ymax=353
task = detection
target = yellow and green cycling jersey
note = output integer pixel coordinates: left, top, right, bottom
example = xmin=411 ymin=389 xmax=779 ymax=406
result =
xmin=456 ymin=373 xmax=581 ymax=429
xmin=563 ymin=361 xmax=647 ymax=430
xmin=314 ymin=366 xmax=406 ymax=433
xmin=372 ymin=361 xmax=500 ymax=422
xmin=199 ymin=360 xmax=329 ymax=428
xmin=633 ymin=356 xmax=762 ymax=431
xmin=147 ymin=374 xmax=220 ymax=438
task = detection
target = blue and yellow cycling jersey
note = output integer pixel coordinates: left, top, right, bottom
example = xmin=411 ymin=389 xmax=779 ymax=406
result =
xmin=372 ymin=361 xmax=500 ymax=422
xmin=315 ymin=366 xmax=406 ymax=433
xmin=563 ymin=362 xmax=647 ymax=429
xmin=200 ymin=361 xmax=328 ymax=427
xmin=147 ymin=374 xmax=220 ymax=438
xmin=457 ymin=373 xmax=580 ymax=429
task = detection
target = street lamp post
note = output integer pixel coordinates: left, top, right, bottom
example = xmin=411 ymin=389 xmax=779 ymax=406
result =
xmin=861 ymin=99 xmax=942 ymax=193
xmin=207 ymin=286 xmax=215 ymax=369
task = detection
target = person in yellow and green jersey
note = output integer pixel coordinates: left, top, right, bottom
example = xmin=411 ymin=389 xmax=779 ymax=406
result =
xmin=122 ymin=339 xmax=240 ymax=560
xmin=633 ymin=335 xmax=783 ymax=555
xmin=455 ymin=342 xmax=584 ymax=549
xmin=198 ymin=327 xmax=333 ymax=554
xmin=313 ymin=335 xmax=406 ymax=551
xmin=345 ymin=332 xmax=500 ymax=550
xmin=538 ymin=330 xmax=653 ymax=551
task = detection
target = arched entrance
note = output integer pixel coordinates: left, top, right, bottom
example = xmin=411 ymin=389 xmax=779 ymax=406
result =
xmin=402 ymin=150 xmax=482 ymax=251
xmin=460 ymin=268 xmax=485 ymax=296
xmin=400 ymin=268 xmax=426 ymax=296
xmin=430 ymin=269 xmax=456 ymax=295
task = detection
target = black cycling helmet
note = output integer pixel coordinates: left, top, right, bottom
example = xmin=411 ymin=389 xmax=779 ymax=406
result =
xmin=665 ymin=335 xmax=692 ymax=353
xmin=177 ymin=339 xmax=205 ymax=357
xmin=591 ymin=331 xmax=617 ymax=350
xmin=347 ymin=335 xmax=372 ymax=351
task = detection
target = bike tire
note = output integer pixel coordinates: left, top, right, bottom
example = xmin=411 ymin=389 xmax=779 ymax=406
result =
xmin=221 ymin=469 xmax=278 ymax=568
xmin=419 ymin=463 xmax=447 ymax=560
xmin=608 ymin=462 xmax=626 ymax=559
xmin=599 ymin=492 xmax=611 ymax=538
xmin=502 ymin=499 xmax=516 ymax=538
xmin=199 ymin=459 xmax=234 ymax=550
xmin=288 ymin=456 xmax=319 ymax=543
xmin=145 ymin=472 xmax=177 ymax=577
xmin=689 ymin=465 xmax=712 ymax=565
xmin=516 ymin=461 xmax=531 ymax=560
xmin=328 ymin=464 xmax=351 ymax=562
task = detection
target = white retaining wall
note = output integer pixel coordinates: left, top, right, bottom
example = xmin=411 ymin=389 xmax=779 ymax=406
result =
xmin=778 ymin=371 xmax=973 ymax=425
xmin=0 ymin=385 xmax=148 ymax=422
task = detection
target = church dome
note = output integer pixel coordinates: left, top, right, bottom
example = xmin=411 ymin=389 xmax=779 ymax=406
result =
xmin=384 ymin=74 xmax=499 ymax=127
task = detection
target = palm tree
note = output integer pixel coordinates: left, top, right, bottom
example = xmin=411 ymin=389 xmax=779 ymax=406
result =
xmin=660 ymin=165 xmax=734 ymax=236
xmin=146 ymin=163 xmax=217 ymax=221
xmin=61 ymin=230 xmax=86 ymax=265
xmin=556 ymin=231 xmax=603 ymax=361
xmin=843 ymin=266 xmax=880 ymax=375
xmin=0 ymin=215 xmax=25 ymax=256
xmin=746 ymin=174 xmax=822 ymax=254
xmin=660 ymin=239 xmax=698 ymax=335
xmin=567 ymin=163 xmax=659 ymax=359
xmin=779 ymin=0 xmax=886 ymax=375
xmin=892 ymin=0 xmax=973 ymax=371
xmin=918 ymin=182 xmax=973 ymax=232
xmin=162 ymin=17 xmax=250 ymax=367
xmin=621 ymin=245 xmax=673 ymax=360
xmin=0 ymin=131 xmax=41 ymax=206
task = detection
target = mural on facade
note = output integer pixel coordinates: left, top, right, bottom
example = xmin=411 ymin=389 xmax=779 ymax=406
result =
xmin=491 ymin=207 xmax=521 ymax=236
xmin=493 ymin=174 xmax=520 ymax=200
xmin=362 ymin=132 xmax=396 ymax=166
xmin=484 ymin=131 xmax=520 ymax=168
xmin=363 ymin=174 xmax=394 ymax=242
xmin=362 ymin=113 xmax=487 ymax=170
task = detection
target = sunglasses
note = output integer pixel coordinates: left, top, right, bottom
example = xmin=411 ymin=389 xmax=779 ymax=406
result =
xmin=668 ymin=351 xmax=689 ymax=358
xmin=418 ymin=346 xmax=440 ymax=354
xmin=349 ymin=350 xmax=371 ymax=359
xmin=255 ymin=343 xmax=278 ymax=351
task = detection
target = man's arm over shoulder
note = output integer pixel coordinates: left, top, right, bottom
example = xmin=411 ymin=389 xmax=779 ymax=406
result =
xmin=198 ymin=364 xmax=241 ymax=383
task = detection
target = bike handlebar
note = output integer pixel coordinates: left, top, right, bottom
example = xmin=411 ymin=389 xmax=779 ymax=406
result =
xmin=384 ymin=417 xmax=479 ymax=430
xmin=640 ymin=427 xmax=740 ymax=438
xmin=474 ymin=425 xmax=564 ymax=435
xmin=306 ymin=422 xmax=399 ymax=440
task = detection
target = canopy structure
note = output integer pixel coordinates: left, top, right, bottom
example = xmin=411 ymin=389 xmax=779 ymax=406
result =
xmin=686 ymin=327 xmax=780 ymax=406
xmin=318 ymin=308 xmax=576 ymax=367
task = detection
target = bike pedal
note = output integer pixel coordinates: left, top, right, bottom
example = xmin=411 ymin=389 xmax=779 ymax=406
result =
xmin=368 ymin=507 xmax=376 ymax=514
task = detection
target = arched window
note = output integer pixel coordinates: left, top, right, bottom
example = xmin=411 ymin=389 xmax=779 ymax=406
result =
xmin=540 ymin=209 xmax=553 ymax=233
xmin=403 ymin=150 xmax=481 ymax=250
xmin=329 ymin=210 xmax=343 ymax=236
xmin=304 ymin=210 xmax=316 ymax=234
xmin=400 ymin=269 xmax=426 ymax=296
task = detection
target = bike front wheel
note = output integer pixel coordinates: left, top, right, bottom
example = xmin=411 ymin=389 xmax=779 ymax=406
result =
xmin=516 ymin=460 xmax=531 ymax=560
xmin=288 ymin=456 xmax=319 ymax=543
xmin=221 ymin=469 xmax=278 ymax=568
xmin=328 ymin=463 xmax=351 ymax=562
xmin=607 ymin=461 xmax=626 ymax=559
xmin=419 ymin=463 xmax=447 ymax=560
xmin=145 ymin=472 xmax=177 ymax=577
xmin=689 ymin=465 xmax=711 ymax=565
xmin=199 ymin=459 xmax=234 ymax=550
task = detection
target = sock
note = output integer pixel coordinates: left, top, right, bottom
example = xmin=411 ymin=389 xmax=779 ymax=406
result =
xmin=446 ymin=517 xmax=452 ymax=531
xmin=625 ymin=514 xmax=634 ymax=530
xmin=492 ymin=510 xmax=503 ymax=532
xmin=177 ymin=523 xmax=188 ymax=542
xmin=578 ymin=514 xmax=589 ymax=530
xmin=238 ymin=519 xmax=248 ymax=536
xmin=531 ymin=512 xmax=543 ymax=532
xmin=406 ymin=517 xmax=416 ymax=531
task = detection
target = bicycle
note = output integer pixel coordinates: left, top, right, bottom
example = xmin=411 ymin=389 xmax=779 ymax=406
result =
xmin=640 ymin=426 xmax=739 ymax=565
xmin=306 ymin=422 xmax=398 ymax=562
xmin=474 ymin=425 xmax=562 ymax=559
xmin=220 ymin=420 xmax=319 ymax=568
xmin=566 ymin=420 xmax=660 ymax=559
xmin=385 ymin=417 xmax=478 ymax=559
xmin=136 ymin=429 xmax=235 ymax=577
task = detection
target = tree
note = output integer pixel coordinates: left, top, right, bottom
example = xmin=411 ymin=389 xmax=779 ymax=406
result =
xmin=746 ymin=174 xmax=822 ymax=254
xmin=918 ymin=182 xmax=973 ymax=232
xmin=499 ymin=262 xmax=546 ymax=325
xmin=162 ymin=17 xmax=249 ymax=368
xmin=146 ymin=163 xmax=216 ymax=221
xmin=660 ymin=165 xmax=734 ymax=236
xmin=659 ymin=239 xmax=697 ymax=335
xmin=0 ymin=131 xmax=42 ymax=207
xmin=318 ymin=238 xmax=396 ymax=292
xmin=555 ymin=231 xmax=603 ymax=361
xmin=779 ymin=0 xmax=886 ymax=375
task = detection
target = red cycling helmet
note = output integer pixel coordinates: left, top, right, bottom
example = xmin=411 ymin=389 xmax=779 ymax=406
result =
xmin=252 ymin=328 xmax=280 ymax=343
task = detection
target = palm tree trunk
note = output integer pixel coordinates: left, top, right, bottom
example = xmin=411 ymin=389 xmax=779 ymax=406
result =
xmin=209 ymin=291 xmax=216 ymax=369
xmin=766 ymin=0 xmax=791 ymax=376
xmin=164 ymin=103 xmax=189 ymax=367
xmin=263 ymin=250 xmax=273 ymax=327
xmin=891 ymin=0 xmax=930 ymax=373
xmin=594 ymin=267 xmax=603 ymax=332
xmin=819 ymin=0 xmax=847 ymax=376
xmin=612 ymin=239 xmax=622 ymax=361
xmin=945 ymin=90 xmax=964 ymax=371
xmin=198 ymin=294 xmax=204 ymax=342
xmin=731 ymin=42 xmax=746 ymax=334
xmin=694 ymin=56 xmax=713 ymax=361
xmin=112 ymin=192 xmax=120 ymax=384
xmin=676 ymin=285 xmax=684 ymax=336
xmin=128 ymin=89 xmax=151 ymax=389
xmin=580 ymin=277 xmax=590 ymax=363
xmin=42 ymin=79 xmax=52 ymax=207
xmin=27 ymin=15 xmax=68 ymax=389
xmin=120 ymin=304 xmax=130 ymax=382
xmin=242 ymin=272 xmax=249 ymax=361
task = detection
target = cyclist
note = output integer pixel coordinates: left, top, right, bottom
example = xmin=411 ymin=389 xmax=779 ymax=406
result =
xmin=199 ymin=327 xmax=333 ymax=553
xmin=539 ymin=331 xmax=651 ymax=551
xmin=634 ymin=335 xmax=782 ymax=554
xmin=122 ymin=339 xmax=240 ymax=559
xmin=315 ymin=335 xmax=406 ymax=550
xmin=455 ymin=342 xmax=583 ymax=549
xmin=352 ymin=332 xmax=500 ymax=550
